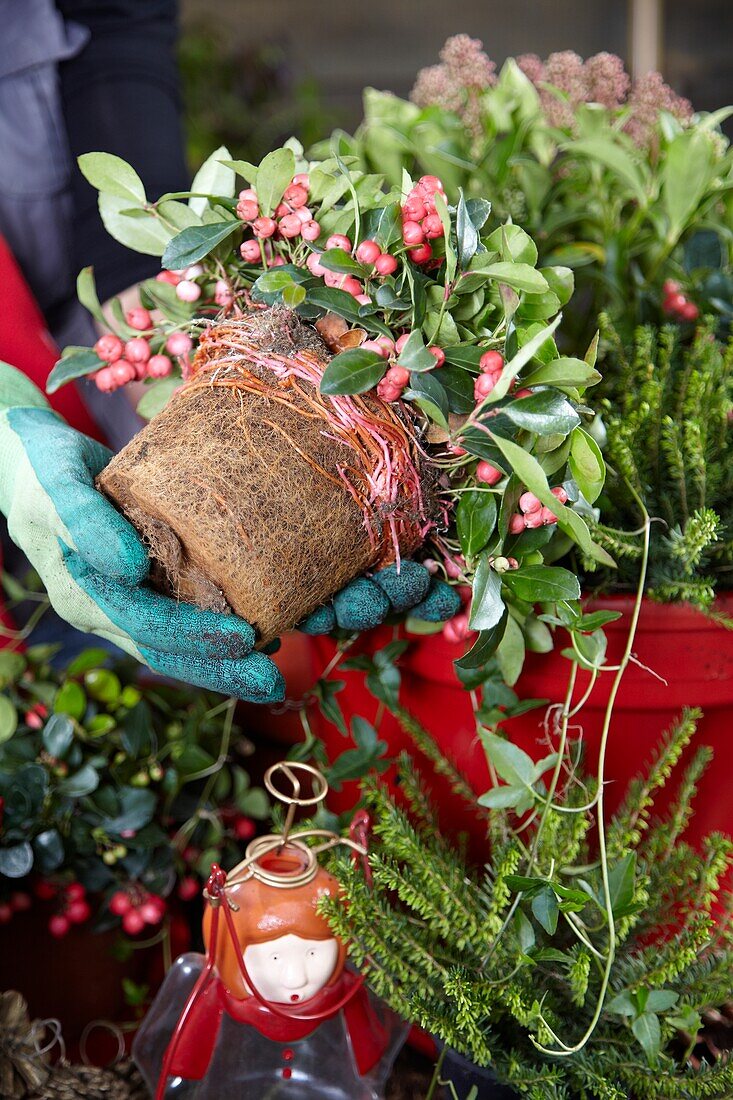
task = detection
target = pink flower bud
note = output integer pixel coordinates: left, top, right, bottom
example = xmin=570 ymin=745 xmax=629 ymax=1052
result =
xmin=214 ymin=279 xmax=234 ymax=308
xmin=442 ymin=612 xmax=471 ymax=644
xmin=156 ymin=270 xmax=180 ymax=286
xmin=238 ymin=188 xmax=257 ymax=203
xmin=355 ymin=293 xmax=371 ymax=305
xmin=418 ymin=175 xmax=445 ymax=195
xmin=295 ymin=206 xmax=313 ymax=224
xmin=524 ymin=510 xmax=544 ymax=529
xmin=376 ymin=336 xmax=395 ymax=358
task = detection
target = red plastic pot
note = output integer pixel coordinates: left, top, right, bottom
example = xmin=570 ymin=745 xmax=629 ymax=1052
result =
xmin=309 ymin=595 xmax=733 ymax=848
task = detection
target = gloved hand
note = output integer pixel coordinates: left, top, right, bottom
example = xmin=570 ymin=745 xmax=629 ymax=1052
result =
xmin=0 ymin=363 xmax=285 ymax=702
xmin=298 ymin=560 xmax=461 ymax=634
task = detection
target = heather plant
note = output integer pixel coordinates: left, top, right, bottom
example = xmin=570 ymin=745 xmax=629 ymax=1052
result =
xmin=327 ymin=36 xmax=733 ymax=351
xmin=323 ymin=712 xmax=733 ymax=1099
xmin=592 ymin=317 xmax=733 ymax=610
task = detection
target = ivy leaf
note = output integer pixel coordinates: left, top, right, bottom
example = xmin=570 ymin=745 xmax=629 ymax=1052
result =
xmin=632 ymin=1012 xmax=661 ymax=1065
xmin=503 ymin=566 xmax=581 ymax=604
xmin=457 ymin=491 xmax=497 ymax=559
xmin=478 ymin=784 xmax=527 ymax=809
xmin=320 ymin=349 xmax=385 ymax=395
xmin=532 ymin=886 xmax=559 ymax=934
xmin=312 ymin=679 xmax=348 ymax=736
xmin=78 ymin=152 xmax=146 ymax=204
xmin=469 ymin=556 xmax=505 ymax=631
xmin=162 ymin=221 xmax=240 ymax=269
xmin=256 ymin=147 xmax=296 ymax=217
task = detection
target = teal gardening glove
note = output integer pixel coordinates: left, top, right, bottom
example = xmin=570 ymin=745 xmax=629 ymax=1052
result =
xmin=0 ymin=363 xmax=284 ymax=701
xmin=0 ymin=364 xmax=460 ymax=697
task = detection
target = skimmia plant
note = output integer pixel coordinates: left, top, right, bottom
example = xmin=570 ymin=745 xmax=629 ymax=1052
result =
xmin=323 ymin=712 xmax=733 ymax=1099
xmin=50 ymin=138 xmax=612 ymax=686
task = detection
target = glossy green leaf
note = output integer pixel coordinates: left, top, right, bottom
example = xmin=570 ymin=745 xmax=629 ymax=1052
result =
xmin=532 ymin=886 xmax=559 ymax=934
xmin=0 ymin=842 xmax=33 ymax=879
xmin=54 ymin=681 xmax=86 ymax=721
xmin=469 ymin=555 xmax=505 ymax=631
xmin=78 ymin=152 xmax=146 ymax=203
xmin=0 ymin=651 xmax=26 ymax=689
xmin=501 ymin=390 xmax=580 ymax=437
xmin=485 ymin=224 xmax=538 ymax=265
xmin=496 ymin=614 xmax=525 ymax=686
xmin=256 ymin=147 xmax=296 ymax=216
xmin=569 ymin=427 xmax=605 ymax=503
xmin=523 ymin=358 xmax=600 ymax=390
xmin=479 ymin=262 xmax=548 ymax=294
xmin=189 ymin=145 xmax=235 ymax=216
xmin=33 ymin=829 xmax=64 ymax=873
xmin=503 ymin=565 xmax=581 ymax=604
xmin=456 ymin=189 xmax=479 ymax=268
xmin=456 ymin=491 xmax=497 ymax=559
xmin=481 ymin=730 xmax=536 ymax=787
xmin=632 ymin=1012 xmax=661 ymax=1064
xmin=0 ymin=696 xmax=17 ymax=743
xmin=58 ymin=763 xmax=99 ymax=798
xmin=137 ymin=377 xmax=179 ymax=420
xmin=397 ymin=329 xmax=439 ymax=372
xmin=161 ymin=220 xmax=240 ymax=269
xmin=662 ymin=130 xmax=715 ymax=240
xmin=455 ymin=612 xmax=508 ymax=669
xmin=99 ymin=192 xmax=171 ymax=256
xmin=319 ymin=248 xmax=368 ymax=276
xmin=42 ymin=713 xmax=74 ymax=758
xmin=320 ymin=348 xmax=385 ymax=395
xmin=565 ymin=137 xmax=648 ymax=205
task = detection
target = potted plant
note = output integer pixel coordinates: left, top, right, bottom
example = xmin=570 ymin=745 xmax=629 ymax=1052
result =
xmin=322 ymin=709 xmax=733 ymax=1098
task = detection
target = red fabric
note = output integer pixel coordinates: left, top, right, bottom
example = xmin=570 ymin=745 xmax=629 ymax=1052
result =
xmin=0 ymin=235 xmax=103 ymax=645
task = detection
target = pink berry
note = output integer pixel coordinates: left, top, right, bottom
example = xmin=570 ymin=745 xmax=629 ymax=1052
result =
xmin=283 ymin=183 xmax=308 ymax=208
xmin=214 ymin=279 xmax=234 ymax=308
xmin=156 ymin=270 xmax=180 ymax=286
xmin=125 ymin=308 xmax=152 ymax=332
xmin=176 ymin=280 xmax=201 ymax=302
xmin=238 ymin=188 xmax=258 ymax=203
xmin=234 ymin=816 xmax=256 ymax=841
xmin=178 ymin=877 xmax=199 ymax=902
xmin=237 ymin=199 xmax=259 ymax=221
xmin=385 ymin=365 xmax=410 ymax=387
xmin=306 ymin=252 xmax=327 ymax=276
xmin=402 ymin=197 xmax=427 ymax=222
xmin=361 ymin=339 xmax=385 ymax=356
xmin=65 ymin=883 xmax=86 ymax=902
xmin=109 ymin=890 xmax=132 ymax=916
xmin=275 ymin=202 xmax=290 ymax=218
xmin=474 ymin=373 xmax=496 ymax=400
xmin=540 ymin=507 xmax=558 ymax=526
xmin=551 ymin=486 xmax=568 ymax=504
xmin=147 ymin=354 xmax=173 ymax=378
xmin=35 ymin=881 xmax=58 ymax=901
xmin=166 ymin=332 xmax=193 ymax=356
xmin=253 ymin=217 xmax=276 ymax=238
xmin=0 ymin=904 xmax=12 ymax=924
xmin=444 ymin=556 xmax=465 ymax=579
xmin=268 ymin=256 xmax=286 ymax=268
xmin=376 ymin=380 xmax=403 ymax=403
xmin=109 ymin=359 xmax=135 ymax=386
xmin=395 ymin=333 xmax=410 ymax=354
xmin=342 ymin=276 xmax=363 ymax=298
xmin=442 ymin=613 xmax=470 ymax=645
xmin=680 ymin=301 xmax=699 ymax=321
xmin=666 ymin=293 xmax=687 ymax=314
xmin=515 ymin=388 xmax=532 ymax=399
xmin=356 ymin=239 xmax=381 ymax=265
xmin=122 ymin=909 xmax=145 ymax=935
xmin=293 ymin=173 xmax=310 ymax=188
xmin=418 ymin=175 xmax=445 ymax=195
xmin=480 ymin=351 xmax=504 ymax=374
xmin=374 ymin=253 xmax=398 ymax=276
xmin=448 ymin=442 xmax=467 ymax=456
xmin=67 ymin=899 xmax=91 ymax=924
xmin=525 ymin=510 xmax=544 ymax=529
xmin=323 ymin=270 xmax=343 ymax=289
xmin=423 ymin=558 xmax=439 ymax=574
xmin=279 ymin=213 xmax=302 ymax=239
xmin=49 ymin=914 xmax=70 ymax=938
xmin=240 ymin=239 xmax=262 ymax=262
xmin=326 ymin=234 xmax=352 ymax=252
xmin=295 ymin=206 xmax=313 ymax=224
xmin=139 ymin=900 xmax=165 ymax=925
xmin=355 ymin=293 xmax=371 ymax=305
xmin=301 ymin=220 xmax=321 ymax=241
xmin=422 ymin=214 xmax=444 ymax=239
xmin=428 ymin=346 xmax=445 ymax=367
xmin=10 ymin=891 xmax=31 ymax=912
xmin=476 ymin=461 xmax=503 ymax=486
xmin=519 ymin=491 xmax=542 ymax=514
xmin=124 ymin=337 xmax=151 ymax=364
xmin=663 ymin=279 xmax=680 ymax=296
xmin=376 ymin=336 xmax=396 ymax=357
xmin=94 ymin=367 xmax=116 ymax=393
xmin=94 ymin=334 xmax=124 ymax=362
xmin=409 ymin=244 xmax=432 ymax=264
xmin=402 ymin=220 xmax=425 ymax=246
xmin=509 ymin=513 xmax=525 ymax=535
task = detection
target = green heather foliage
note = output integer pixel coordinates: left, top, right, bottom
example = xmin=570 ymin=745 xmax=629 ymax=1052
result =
xmin=593 ymin=318 xmax=733 ymax=608
xmin=322 ymin=711 xmax=733 ymax=1099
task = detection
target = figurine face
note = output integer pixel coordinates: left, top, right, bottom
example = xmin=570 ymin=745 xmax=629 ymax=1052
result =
xmin=243 ymin=933 xmax=339 ymax=1004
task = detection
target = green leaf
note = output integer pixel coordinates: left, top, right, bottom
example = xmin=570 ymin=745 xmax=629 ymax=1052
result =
xmin=282 ymin=282 xmax=306 ymax=308
xmin=469 ymin=556 xmax=505 ymax=631
xmin=515 ymin=909 xmax=536 ymax=953
xmin=488 ymin=434 xmax=614 ymax=566
xmin=606 ymin=991 xmax=637 ymax=1017
xmin=66 ymin=648 xmax=111 ymax=677
xmin=532 ymin=886 xmax=559 ymax=934
xmin=318 ymin=249 xmax=367 ymax=277
xmin=645 ymin=990 xmax=679 ymax=1013
xmin=54 ymin=681 xmax=86 ymax=720
xmin=76 ymin=267 xmax=108 ymax=327
xmin=523 ymin=358 xmax=600 ymax=390
xmin=565 ymin=137 xmax=648 ymax=205
xmin=457 ymin=491 xmax=497 ymax=559
xmin=0 ymin=696 xmax=18 ymax=743
xmin=103 ymin=788 xmax=157 ymax=834
xmin=98 ymin=193 xmax=171 ymax=256
xmin=485 ymin=224 xmax=538 ymax=265
xmin=189 ymin=145 xmax=235 ymax=216
xmin=608 ymin=852 xmax=636 ymax=915
xmin=320 ymin=349 xmax=385 ymax=395
xmin=0 ymin=651 xmax=26 ymax=689
xmin=304 ymin=286 xmax=391 ymax=337
xmin=256 ymin=147 xmax=296 ymax=217
xmin=456 ymin=189 xmax=479 ymax=268
xmin=501 ymin=390 xmax=580 ymax=437
xmin=479 ymin=262 xmax=549 ymax=294
xmin=42 ymin=713 xmax=74 ymax=758
xmin=632 ymin=1012 xmax=661 ymax=1065
xmin=496 ymin=614 xmax=525 ymax=686
xmin=662 ymin=130 xmax=715 ymax=240
xmin=78 ymin=152 xmax=146 ymax=203
xmin=0 ymin=842 xmax=33 ymax=879
xmin=221 ymin=158 xmax=259 ymax=184
xmin=162 ymin=220 xmax=240 ymax=269
xmin=137 ymin=377 xmax=179 ymax=420
xmin=503 ymin=565 xmax=581 ymax=604
xmin=405 ymin=371 xmax=449 ymax=427
xmin=238 ymin=788 xmax=270 ymax=819
xmin=478 ymin=784 xmax=526 ymax=809
xmin=481 ymin=730 xmax=536 ymax=788
xmin=33 ymin=829 xmax=64 ymax=873
xmin=443 ymin=344 xmax=484 ymax=370
xmin=313 ymin=679 xmax=348 ymax=736
xmin=455 ymin=612 xmax=508 ymax=669
xmin=490 ymin=317 xmax=562 ymax=401
xmin=439 ymin=366 xmax=475 ymax=413
xmin=396 ymin=329 xmax=437 ymax=372
xmin=58 ymin=763 xmax=99 ymax=798
xmin=569 ymin=427 xmax=605 ymax=503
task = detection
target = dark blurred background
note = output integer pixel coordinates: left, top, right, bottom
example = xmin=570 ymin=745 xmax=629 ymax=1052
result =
xmin=178 ymin=0 xmax=733 ymax=168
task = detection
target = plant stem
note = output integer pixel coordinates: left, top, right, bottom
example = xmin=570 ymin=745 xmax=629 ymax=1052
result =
xmin=425 ymin=1045 xmax=448 ymax=1100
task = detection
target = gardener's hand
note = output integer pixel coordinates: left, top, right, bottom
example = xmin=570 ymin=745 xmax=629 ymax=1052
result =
xmin=0 ymin=364 xmax=284 ymax=703
xmin=298 ymin=560 xmax=461 ymax=635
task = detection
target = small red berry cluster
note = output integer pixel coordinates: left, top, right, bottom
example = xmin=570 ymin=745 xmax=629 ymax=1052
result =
xmin=24 ymin=702 xmax=48 ymax=729
xmin=662 ymin=280 xmax=699 ymax=323
xmin=34 ymin=879 xmax=91 ymax=938
xmin=93 ymin=307 xmax=191 ymax=392
xmin=401 ymin=176 xmax=446 ymax=264
xmin=508 ymin=487 xmax=567 ymax=534
xmin=238 ymin=174 xmax=320 ymax=258
xmin=370 ymin=333 xmax=445 ymax=403
xmin=109 ymin=885 xmax=166 ymax=936
xmin=305 ymin=234 xmax=401 ymax=306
